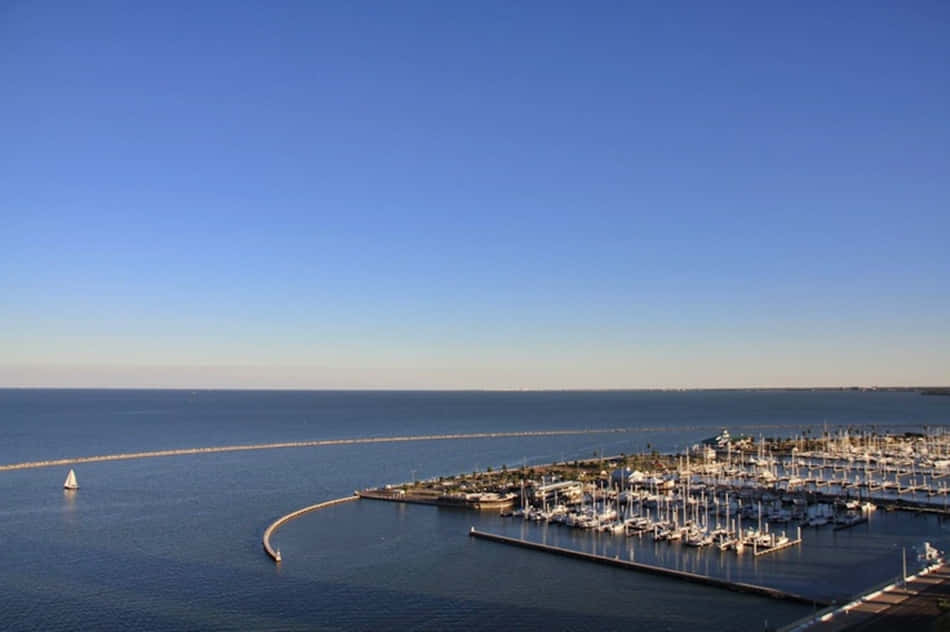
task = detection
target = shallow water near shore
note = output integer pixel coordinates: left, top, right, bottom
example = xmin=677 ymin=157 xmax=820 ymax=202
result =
xmin=1 ymin=389 xmax=948 ymax=630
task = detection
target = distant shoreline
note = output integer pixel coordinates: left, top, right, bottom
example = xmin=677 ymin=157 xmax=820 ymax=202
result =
xmin=1 ymin=386 xmax=948 ymax=393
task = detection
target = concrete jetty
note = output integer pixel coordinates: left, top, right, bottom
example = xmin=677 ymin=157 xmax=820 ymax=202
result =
xmin=262 ymin=495 xmax=360 ymax=563
xmin=469 ymin=528 xmax=826 ymax=606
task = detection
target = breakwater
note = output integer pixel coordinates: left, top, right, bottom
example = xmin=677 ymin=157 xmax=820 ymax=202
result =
xmin=262 ymin=495 xmax=360 ymax=563
xmin=0 ymin=428 xmax=639 ymax=472
xmin=0 ymin=423 xmax=793 ymax=472
xmin=469 ymin=528 xmax=826 ymax=606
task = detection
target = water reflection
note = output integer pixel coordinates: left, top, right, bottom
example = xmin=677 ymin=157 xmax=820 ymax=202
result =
xmin=63 ymin=488 xmax=77 ymax=523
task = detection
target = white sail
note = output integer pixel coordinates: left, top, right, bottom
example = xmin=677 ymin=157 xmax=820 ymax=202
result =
xmin=64 ymin=469 xmax=79 ymax=490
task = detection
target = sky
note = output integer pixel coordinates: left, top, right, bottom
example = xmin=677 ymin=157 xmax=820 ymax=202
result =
xmin=2 ymin=1 xmax=948 ymax=389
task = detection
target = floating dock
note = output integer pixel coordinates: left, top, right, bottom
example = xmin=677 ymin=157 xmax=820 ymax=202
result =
xmin=753 ymin=532 xmax=803 ymax=557
xmin=469 ymin=528 xmax=825 ymax=606
xmin=262 ymin=494 xmax=360 ymax=563
xmin=832 ymin=517 xmax=869 ymax=531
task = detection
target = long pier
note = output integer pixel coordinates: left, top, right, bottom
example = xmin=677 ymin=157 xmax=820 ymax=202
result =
xmin=469 ymin=528 xmax=826 ymax=606
xmin=262 ymin=494 xmax=360 ymax=563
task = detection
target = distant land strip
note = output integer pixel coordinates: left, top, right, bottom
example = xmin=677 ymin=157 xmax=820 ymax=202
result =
xmin=0 ymin=422 xmax=920 ymax=472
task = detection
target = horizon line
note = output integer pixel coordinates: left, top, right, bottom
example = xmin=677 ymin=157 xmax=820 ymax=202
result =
xmin=1 ymin=385 xmax=947 ymax=392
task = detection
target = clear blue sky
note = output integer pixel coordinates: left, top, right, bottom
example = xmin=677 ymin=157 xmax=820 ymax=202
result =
xmin=2 ymin=1 xmax=948 ymax=388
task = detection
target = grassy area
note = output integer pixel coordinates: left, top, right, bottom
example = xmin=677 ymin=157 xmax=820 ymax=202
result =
xmin=933 ymin=598 xmax=950 ymax=632
xmin=934 ymin=611 xmax=950 ymax=632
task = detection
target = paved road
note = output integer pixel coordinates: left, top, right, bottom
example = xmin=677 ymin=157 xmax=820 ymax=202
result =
xmin=806 ymin=565 xmax=950 ymax=631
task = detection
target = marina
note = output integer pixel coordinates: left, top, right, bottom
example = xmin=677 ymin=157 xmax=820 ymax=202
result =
xmin=4 ymin=0 xmax=948 ymax=627
xmin=354 ymin=426 xmax=950 ymax=622
xmin=485 ymin=428 xmax=950 ymax=557
xmin=5 ymin=388 xmax=950 ymax=631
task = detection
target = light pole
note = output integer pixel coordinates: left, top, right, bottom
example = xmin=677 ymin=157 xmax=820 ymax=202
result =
xmin=902 ymin=546 xmax=907 ymax=587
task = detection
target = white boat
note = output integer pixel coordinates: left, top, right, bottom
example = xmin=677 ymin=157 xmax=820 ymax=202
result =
xmin=684 ymin=528 xmax=712 ymax=547
xmin=925 ymin=541 xmax=941 ymax=562
xmin=64 ymin=469 xmax=79 ymax=490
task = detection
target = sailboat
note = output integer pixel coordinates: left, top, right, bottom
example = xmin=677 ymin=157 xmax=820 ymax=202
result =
xmin=64 ymin=469 xmax=79 ymax=490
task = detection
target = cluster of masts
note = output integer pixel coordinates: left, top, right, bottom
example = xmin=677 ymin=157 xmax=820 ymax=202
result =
xmin=506 ymin=478 xmax=802 ymax=555
xmin=689 ymin=428 xmax=950 ymax=506
xmin=503 ymin=428 xmax=950 ymax=555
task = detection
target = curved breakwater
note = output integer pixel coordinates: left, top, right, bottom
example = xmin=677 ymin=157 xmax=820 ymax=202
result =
xmin=262 ymin=495 xmax=360 ymax=562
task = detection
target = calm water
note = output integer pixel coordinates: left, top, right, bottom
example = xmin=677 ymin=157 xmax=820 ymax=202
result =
xmin=1 ymin=389 xmax=948 ymax=630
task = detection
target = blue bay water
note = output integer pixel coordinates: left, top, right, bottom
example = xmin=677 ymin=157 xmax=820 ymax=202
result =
xmin=1 ymin=389 xmax=948 ymax=630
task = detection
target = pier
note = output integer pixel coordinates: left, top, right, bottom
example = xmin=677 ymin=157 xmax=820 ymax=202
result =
xmin=262 ymin=494 xmax=360 ymax=563
xmin=753 ymin=529 xmax=803 ymax=557
xmin=469 ymin=528 xmax=825 ymax=606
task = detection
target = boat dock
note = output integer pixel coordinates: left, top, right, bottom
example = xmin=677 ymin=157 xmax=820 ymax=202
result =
xmin=262 ymin=494 xmax=360 ymax=563
xmin=469 ymin=528 xmax=825 ymax=606
xmin=832 ymin=517 xmax=868 ymax=531
xmin=753 ymin=529 xmax=803 ymax=557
